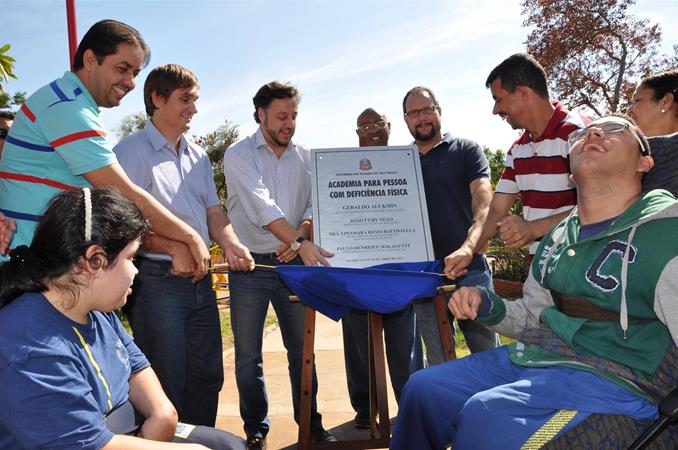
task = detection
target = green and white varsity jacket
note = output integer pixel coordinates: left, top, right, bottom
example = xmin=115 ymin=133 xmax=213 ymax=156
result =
xmin=478 ymin=189 xmax=678 ymax=400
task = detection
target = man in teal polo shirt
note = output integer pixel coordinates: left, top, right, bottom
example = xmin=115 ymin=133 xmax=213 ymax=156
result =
xmin=0 ymin=20 xmax=210 ymax=276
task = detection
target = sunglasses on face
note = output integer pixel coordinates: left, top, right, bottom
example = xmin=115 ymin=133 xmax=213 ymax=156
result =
xmin=568 ymin=120 xmax=649 ymax=156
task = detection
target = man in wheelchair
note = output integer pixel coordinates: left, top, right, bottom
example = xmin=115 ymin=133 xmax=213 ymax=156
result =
xmin=390 ymin=115 xmax=678 ymax=450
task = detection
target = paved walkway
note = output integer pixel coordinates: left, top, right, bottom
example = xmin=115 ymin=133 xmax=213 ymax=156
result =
xmin=215 ymin=310 xmax=397 ymax=449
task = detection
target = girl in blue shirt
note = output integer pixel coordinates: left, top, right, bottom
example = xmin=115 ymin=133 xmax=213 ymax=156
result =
xmin=0 ymin=189 xmax=243 ymax=450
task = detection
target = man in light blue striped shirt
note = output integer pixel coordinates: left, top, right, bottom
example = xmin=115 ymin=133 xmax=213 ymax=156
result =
xmin=223 ymin=81 xmax=335 ymax=449
xmin=114 ymin=64 xmax=254 ymax=428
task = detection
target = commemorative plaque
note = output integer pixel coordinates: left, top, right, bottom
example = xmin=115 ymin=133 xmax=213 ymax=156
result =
xmin=310 ymin=146 xmax=434 ymax=268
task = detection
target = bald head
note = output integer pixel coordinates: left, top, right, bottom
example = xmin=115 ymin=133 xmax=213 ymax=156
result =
xmin=356 ymin=108 xmax=390 ymax=147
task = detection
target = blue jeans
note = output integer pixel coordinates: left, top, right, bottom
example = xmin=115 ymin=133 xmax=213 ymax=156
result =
xmin=390 ymin=346 xmax=658 ymax=450
xmin=229 ymin=254 xmax=323 ymax=439
xmin=124 ymin=257 xmax=224 ymax=427
xmin=413 ymin=262 xmax=500 ymax=366
xmin=341 ymin=304 xmax=424 ymax=417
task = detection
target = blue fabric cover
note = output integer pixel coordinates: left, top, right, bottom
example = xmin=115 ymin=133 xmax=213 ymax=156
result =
xmin=277 ymin=261 xmax=443 ymax=321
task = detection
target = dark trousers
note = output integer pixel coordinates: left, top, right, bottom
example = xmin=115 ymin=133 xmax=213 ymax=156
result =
xmin=124 ymin=257 xmax=224 ymax=427
xmin=229 ymin=254 xmax=323 ymax=439
xmin=341 ymin=305 xmax=423 ymax=417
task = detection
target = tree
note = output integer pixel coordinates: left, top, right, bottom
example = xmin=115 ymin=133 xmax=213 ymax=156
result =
xmin=0 ymin=44 xmax=25 ymax=111
xmin=522 ymin=0 xmax=678 ymax=116
xmin=483 ymin=147 xmax=506 ymax=190
xmin=0 ymin=44 xmax=17 ymax=93
xmin=483 ymin=147 xmax=523 ymax=216
xmin=115 ymin=111 xmax=148 ymax=140
xmin=195 ymin=120 xmax=239 ymax=205
xmin=0 ymin=90 xmax=26 ymax=110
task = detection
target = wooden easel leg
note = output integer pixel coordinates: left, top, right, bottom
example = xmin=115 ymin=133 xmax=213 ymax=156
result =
xmin=297 ymin=305 xmax=316 ymax=450
xmin=368 ymin=311 xmax=390 ymax=441
xmin=433 ymin=292 xmax=457 ymax=361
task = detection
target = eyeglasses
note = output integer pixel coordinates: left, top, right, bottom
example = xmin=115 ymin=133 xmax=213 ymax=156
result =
xmin=404 ymin=105 xmax=438 ymax=119
xmin=568 ymin=120 xmax=649 ymax=156
xmin=0 ymin=129 xmax=8 ymax=139
xmin=356 ymin=121 xmax=387 ymax=133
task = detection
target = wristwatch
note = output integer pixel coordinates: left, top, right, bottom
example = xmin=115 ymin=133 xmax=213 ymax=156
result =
xmin=290 ymin=236 xmax=307 ymax=252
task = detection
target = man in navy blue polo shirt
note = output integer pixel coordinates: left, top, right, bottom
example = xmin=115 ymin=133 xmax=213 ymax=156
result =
xmin=402 ymin=86 xmax=499 ymax=365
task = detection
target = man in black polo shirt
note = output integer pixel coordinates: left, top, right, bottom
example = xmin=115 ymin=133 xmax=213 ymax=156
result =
xmin=402 ymin=86 xmax=499 ymax=365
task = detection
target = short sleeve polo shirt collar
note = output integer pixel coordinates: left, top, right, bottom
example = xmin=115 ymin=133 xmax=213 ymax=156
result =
xmin=413 ymin=132 xmax=454 ymax=156
xmin=63 ymin=71 xmax=100 ymax=113
xmin=143 ymin=120 xmax=189 ymax=155
xmin=530 ymin=102 xmax=568 ymax=142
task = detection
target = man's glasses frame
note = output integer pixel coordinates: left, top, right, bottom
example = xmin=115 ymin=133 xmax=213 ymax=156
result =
xmin=404 ymin=105 xmax=438 ymax=119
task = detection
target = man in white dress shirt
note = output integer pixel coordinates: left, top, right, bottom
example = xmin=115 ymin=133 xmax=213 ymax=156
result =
xmin=223 ymin=81 xmax=335 ymax=449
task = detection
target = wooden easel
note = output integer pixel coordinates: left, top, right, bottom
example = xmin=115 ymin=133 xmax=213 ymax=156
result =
xmin=294 ymin=284 xmax=457 ymax=450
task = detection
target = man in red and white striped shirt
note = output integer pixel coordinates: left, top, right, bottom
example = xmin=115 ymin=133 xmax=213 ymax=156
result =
xmin=476 ymin=53 xmax=589 ymax=256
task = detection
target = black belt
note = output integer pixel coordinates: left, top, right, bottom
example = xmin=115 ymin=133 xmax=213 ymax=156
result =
xmin=250 ymin=252 xmax=279 ymax=259
xmin=135 ymin=256 xmax=172 ymax=267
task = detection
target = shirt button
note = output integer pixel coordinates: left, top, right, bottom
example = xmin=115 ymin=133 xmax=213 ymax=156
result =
xmin=566 ymin=249 xmax=575 ymax=256
xmin=516 ymin=352 xmax=524 ymax=358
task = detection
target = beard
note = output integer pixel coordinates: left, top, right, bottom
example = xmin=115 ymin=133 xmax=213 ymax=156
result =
xmin=413 ymin=121 xmax=440 ymax=142
xmin=262 ymin=113 xmax=294 ymax=149
xmin=266 ymin=128 xmax=291 ymax=148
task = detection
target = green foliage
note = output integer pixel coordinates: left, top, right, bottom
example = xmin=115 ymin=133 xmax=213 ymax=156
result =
xmin=483 ymin=147 xmax=506 ymax=190
xmin=483 ymin=147 xmax=523 ymax=216
xmin=487 ymin=242 xmax=530 ymax=282
xmin=115 ymin=111 xmax=148 ymax=140
xmin=0 ymin=44 xmax=24 ymax=109
xmin=484 ymin=147 xmax=529 ymax=277
xmin=195 ymin=120 xmax=239 ymax=206
xmin=0 ymin=90 xmax=26 ymax=109
xmin=0 ymin=44 xmax=17 ymax=92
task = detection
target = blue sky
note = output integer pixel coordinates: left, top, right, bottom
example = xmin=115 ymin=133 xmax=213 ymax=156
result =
xmin=2 ymin=0 xmax=676 ymax=151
